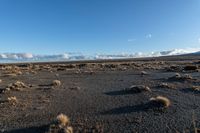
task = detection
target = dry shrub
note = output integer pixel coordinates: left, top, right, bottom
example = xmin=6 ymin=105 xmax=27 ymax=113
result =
xmin=6 ymin=81 xmax=28 ymax=91
xmin=150 ymin=96 xmax=171 ymax=108
xmin=47 ymin=114 xmax=73 ymax=133
xmin=191 ymin=86 xmax=200 ymax=92
xmin=174 ymin=73 xmax=181 ymax=78
xmin=141 ymin=71 xmax=148 ymax=75
xmin=169 ymin=73 xmax=194 ymax=81
xmin=30 ymin=70 xmax=37 ymax=74
xmin=57 ymin=114 xmax=70 ymax=127
xmin=8 ymin=96 xmax=18 ymax=106
xmin=125 ymin=85 xmax=151 ymax=93
xmin=52 ymin=80 xmax=61 ymax=87
xmin=183 ymin=74 xmax=193 ymax=79
xmin=159 ymin=83 xmax=176 ymax=89
xmin=4 ymin=73 xmax=17 ymax=77
xmin=69 ymin=86 xmax=81 ymax=91
xmin=3 ymin=66 xmax=22 ymax=76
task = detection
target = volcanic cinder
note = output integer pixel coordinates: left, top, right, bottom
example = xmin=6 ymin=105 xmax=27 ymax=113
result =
xmin=0 ymin=54 xmax=200 ymax=133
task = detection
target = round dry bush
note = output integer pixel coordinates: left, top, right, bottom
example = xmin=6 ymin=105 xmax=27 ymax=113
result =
xmin=125 ymin=85 xmax=151 ymax=93
xmin=150 ymin=96 xmax=171 ymax=108
xmin=56 ymin=113 xmax=70 ymax=126
xmin=52 ymin=80 xmax=61 ymax=87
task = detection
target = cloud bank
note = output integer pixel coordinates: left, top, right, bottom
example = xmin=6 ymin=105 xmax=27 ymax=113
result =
xmin=0 ymin=48 xmax=199 ymax=63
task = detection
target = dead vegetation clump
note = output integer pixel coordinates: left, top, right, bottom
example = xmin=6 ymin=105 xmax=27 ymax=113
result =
xmin=6 ymin=81 xmax=28 ymax=91
xmin=168 ymin=73 xmax=194 ymax=81
xmin=167 ymin=65 xmax=182 ymax=72
xmin=47 ymin=114 xmax=73 ymax=133
xmin=125 ymin=85 xmax=151 ymax=93
xmin=29 ymin=70 xmax=37 ymax=74
xmin=65 ymin=64 xmax=76 ymax=69
xmin=83 ymin=69 xmax=94 ymax=75
xmin=104 ymin=64 xmax=118 ymax=69
xmin=190 ymin=86 xmax=200 ymax=92
xmin=150 ymin=96 xmax=171 ymax=108
xmin=159 ymin=83 xmax=176 ymax=89
xmin=4 ymin=66 xmax=23 ymax=76
xmin=52 ymin=80 xmax=61 ymax=87
xmin=69 ymin=86 xmax=81 ymax=91
xmin=141 ymin=71 xmax=148 ymax=76
xmin=7 ymin=96 xmax=18 ymax=106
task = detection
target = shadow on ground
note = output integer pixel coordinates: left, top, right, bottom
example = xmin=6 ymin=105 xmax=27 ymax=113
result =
xmin=104 ymin=89 xmax=144 ymax=96
xmin=3 ymin=125 xmax=49 ymax=133
xmin=181 ymin=88 xmax=200 ymax=94
xmin=101 ymin=102 xmax=167 ymax=115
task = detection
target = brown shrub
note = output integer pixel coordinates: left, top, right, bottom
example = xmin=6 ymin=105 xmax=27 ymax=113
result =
xmin=150 ymin=96 xmax=171 ymax=108
xmin=52 ymin=80 xmax=61 ymax=87
xmin=8 ymin=96 xmax=18 ymax=106
xmin=125 ymin=85 xmax=151 ymax=93
xmin=191 ymin=86 xmax=200 ymax=92
xmin=6 ymin=81 xmax=28 ymax=91
xmin=47 ymin=114 xmax=73 ymax=133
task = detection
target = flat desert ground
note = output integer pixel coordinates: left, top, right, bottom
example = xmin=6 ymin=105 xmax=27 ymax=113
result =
xmin=0 ymin=55 xmax=200 ymax=133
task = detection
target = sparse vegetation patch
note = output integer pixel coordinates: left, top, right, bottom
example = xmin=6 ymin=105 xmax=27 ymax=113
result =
xmin=52 ymin=80 xmax=62 ymax=87
xmin=6 ymin=81 xmax=28 ymax=91
xmin=150 ymin=96 xmax=171 ymax=108
xmin=47 ymin=114 xmax=73 ymax=133
xmin=125 ymin=85 xmax=151 ymax=93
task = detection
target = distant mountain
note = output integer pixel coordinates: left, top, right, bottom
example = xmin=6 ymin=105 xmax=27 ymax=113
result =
xmin=0 ymin=48 xmax=200 ymax=63
xmin=190 ymin=51 xmax=200 ymax=55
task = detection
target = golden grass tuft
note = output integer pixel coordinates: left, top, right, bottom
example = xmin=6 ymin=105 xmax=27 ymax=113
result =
xmin=56 ymin=113 xmax=70 ymax=127
xmin=183 ymin=74 xmax=193 ymax=80
xmin=6 ymin=81 xmax=28 ymax=91
xmin=4 ymin=73 xmax=17 ymax=77
xmin=150 ymin=96 xmax=171 ymax=108
xmin=169 ymin=73 xmax=194 ymax=81
xmin=191 ymin=86 xmax=200 ymax=92
xmin=8 ymin=96 xmax=18 ymax=105
xmin=175 ymin=73 xmax=181 ymax=78
xmin=47 ymin=114 xmax=73 ymax=133
xmin=52 ymin=80 xmax=61 ymax=87
xmin=159 ymin=83 xmax=176 ymax=89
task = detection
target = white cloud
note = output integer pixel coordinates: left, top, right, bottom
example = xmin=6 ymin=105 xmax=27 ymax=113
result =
xmin=146 ymin=34 xmax=152 ymax=39
xmin=0 ymin=48 xmax=200 ymax=62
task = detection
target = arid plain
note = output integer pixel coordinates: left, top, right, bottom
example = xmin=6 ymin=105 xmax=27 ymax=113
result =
xmin=0 ymin=55 xmax=200 ymax=133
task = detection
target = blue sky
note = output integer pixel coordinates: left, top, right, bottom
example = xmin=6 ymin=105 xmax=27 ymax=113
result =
xmin=0 ymin=0 xmax=200 ymax=55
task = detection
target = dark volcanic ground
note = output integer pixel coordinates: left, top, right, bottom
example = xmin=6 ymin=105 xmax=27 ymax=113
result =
xmin=0 ymin=55 xmax=200 ymax=133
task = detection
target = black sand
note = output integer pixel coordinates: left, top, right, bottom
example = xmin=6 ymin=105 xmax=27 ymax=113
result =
xmin=0 ymin=55 xmax=200 ymax=133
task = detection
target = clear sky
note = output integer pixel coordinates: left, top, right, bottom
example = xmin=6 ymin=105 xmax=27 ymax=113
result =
xmin=0 ymin=0 xmax=200 ymax=55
